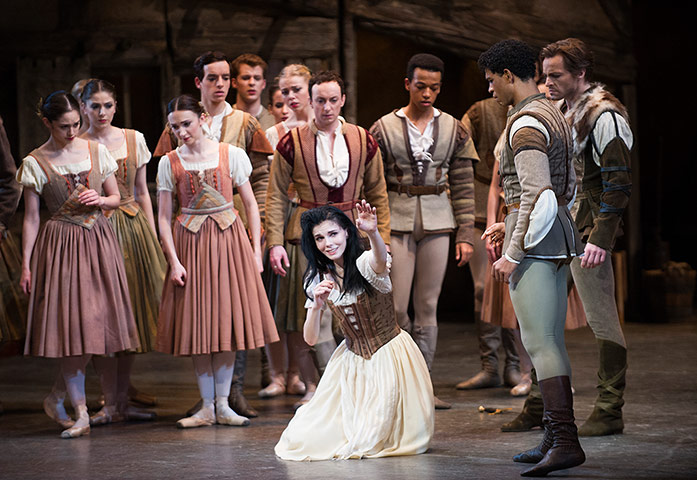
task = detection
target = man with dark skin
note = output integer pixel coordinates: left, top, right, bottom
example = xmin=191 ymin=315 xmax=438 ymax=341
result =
xmin=370 ymin=54 xmax=477 ymax=410
xmin=479 ymin=39 xmax=585 ymax=477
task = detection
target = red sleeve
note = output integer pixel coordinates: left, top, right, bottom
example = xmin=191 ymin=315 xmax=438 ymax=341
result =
xmin=275 ymin=129 xmax=295 ymax=167
xmin=365 ymin=128 xmax=379 ymax=164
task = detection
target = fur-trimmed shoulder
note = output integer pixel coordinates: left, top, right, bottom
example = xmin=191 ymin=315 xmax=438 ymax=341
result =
xmin=566 ymin=83 xmax=630 ymax=156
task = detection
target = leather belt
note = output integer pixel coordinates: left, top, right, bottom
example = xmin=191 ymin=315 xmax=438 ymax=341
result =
xmin=388 ymin=183 xmax=446 ymax=196
xmin=298 ymin=199 xmax=356 ymax=211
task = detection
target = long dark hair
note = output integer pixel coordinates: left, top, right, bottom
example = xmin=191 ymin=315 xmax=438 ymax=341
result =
xmin=300 ymin=206 xmax=373 ymax=299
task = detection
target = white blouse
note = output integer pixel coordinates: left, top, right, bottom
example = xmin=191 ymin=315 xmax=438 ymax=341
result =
xmin=16 ymin=143 xmax=118 ymax=194
xmin=156 ymin=144 xmax=252 ymax=192
xmin=109 ymin=129 xmax=152 ymax=168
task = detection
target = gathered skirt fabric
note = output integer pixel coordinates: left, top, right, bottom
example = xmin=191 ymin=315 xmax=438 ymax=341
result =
xmin=267 ymin=241 xmax=308 ymax=333
xmin=109 ymin=208 xmax=166 ymax=352
xmin=24 ymin=216 xmax=140 ymax=358
xmin=157 ymin=217 xmax=278 ymax=356
xmin=275 ymin=330 xmax=434 ymax=461
xmin=0 ymin=231 xmax=27 ymax=346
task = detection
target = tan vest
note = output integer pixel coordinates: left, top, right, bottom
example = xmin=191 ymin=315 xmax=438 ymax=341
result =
xmin=376 ymin=111 xmax=460 ymax=233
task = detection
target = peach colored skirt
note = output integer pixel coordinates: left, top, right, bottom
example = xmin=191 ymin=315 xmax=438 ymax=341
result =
xmin=157 ymin=217 xmax=278 ymax=356
xmin=24 ymin=216 xmax=139 ymax=358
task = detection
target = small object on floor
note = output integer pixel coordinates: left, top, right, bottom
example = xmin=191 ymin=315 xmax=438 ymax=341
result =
xmin=478 ymin=405 xmax=512 ymax=415
xmin=455 ymin=370 xmax=502 ymax=390
xmin=434 ymin=395 xmax=451 ymax=410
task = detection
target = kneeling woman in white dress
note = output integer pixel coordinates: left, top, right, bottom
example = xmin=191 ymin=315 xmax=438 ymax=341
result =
xmin=275 ymin=201 xmax=434 ymax=460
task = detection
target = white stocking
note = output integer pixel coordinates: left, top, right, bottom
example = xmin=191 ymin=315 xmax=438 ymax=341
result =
xmin=212 ymin=351 xmax=235 ymax=398
xmin=191 ymin=355 xmax=215 ymax=414
xmin=61 ymin=355 xmax=91 ymax=428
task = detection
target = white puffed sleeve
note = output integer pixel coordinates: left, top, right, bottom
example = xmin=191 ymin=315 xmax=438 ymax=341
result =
xmin=156 ymin=155 xmax=175 ymax=192
xmin=134 ymin=130 xmax=152 ymax=168
xmin=227 ymin=144 xmax=252 ymax=187
xmin=356 ymin=251 xmax=392 ymax=294
xmin=97 ymin=144 xmax=119 ymax=181
xmin=16 ymin=156 xmax=49 ymax=194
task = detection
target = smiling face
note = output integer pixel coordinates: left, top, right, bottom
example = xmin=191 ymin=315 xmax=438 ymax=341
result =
xmin=269 ymin=89 xmax=290 ymax=123
xmin=279 ymin=75 xmax=310 ymax=113
xmin=312 ymin=219 xmax=348 ymax=265
xmin=232 ymin=63 xmax=266 ymax=103
xmin=195 ymin=60 xmax=231 ymax=105
xmin=44 ymin=110 xmax=81 ymax=144
xmin=82 ymin=91 xmax=116 ymax=129
xmin=405 ymin=67 xmax=441 ymax=111
xmin=167 ymin=109 xmax=205 ymax=145
xmin=311 ymin=81 xmax=345 ymax=131
xmin=542 ymin=54 xmax=585 ymax=102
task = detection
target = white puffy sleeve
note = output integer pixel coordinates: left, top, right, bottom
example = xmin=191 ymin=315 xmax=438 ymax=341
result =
xmin=356 ymin=251 xmax=392 ymax=294
xmin=98 ymin=144 xmax=118 ymax=181
xmin=227 ymin=144 xmax=252 ymax=187
xmin=134 ymin=130 xmax=152 ymax=168
xmin=156 ymin=155 xmax=174 ymax=192
xmin=16 ymin=155 xmax=48 ymax=194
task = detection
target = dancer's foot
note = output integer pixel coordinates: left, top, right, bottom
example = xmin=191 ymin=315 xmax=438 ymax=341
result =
xmin=434 ymin=395 xmax=452 ymax=410
xmin=258 ymin=375 xmax=286 ymax=398
xmin=128 ymin=386 xmax=157 ymax=407
xmin=119 ymin=403 xmax=156 ymax=421
xmin=511 ymin=373 xmax=533 ymax=397
xmin=90 ymin=405 xmax=123 ymax=425
xmin=61 ymin=405 xmax=90 ymax=439
xmin=455 ymin=370 xmax=502 ymax=390
xmin=43 ymin=393 xmax=75 ymax=429
xmin=293 ymin=390 xmax=315 ymax=410
xmin=215 ymin=397 xmax=250 ymax=426
xmin=176 ymin=403 xmax=215 ymax=429
xmin=286 ymin=373 xmax=306 ymax=396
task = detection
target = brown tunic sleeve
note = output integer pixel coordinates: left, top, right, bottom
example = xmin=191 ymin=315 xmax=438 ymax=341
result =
xmin=265 ymin=132 xmax=295 ymax=247
xmin=362 ymin=131 xmax=391 ymax=246
xmin=0 ymin=116 xmax=21 ymax=229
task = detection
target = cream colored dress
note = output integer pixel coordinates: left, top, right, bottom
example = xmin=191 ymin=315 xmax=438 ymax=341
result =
xmin=275 ymin=252 xmax=434 ymax=461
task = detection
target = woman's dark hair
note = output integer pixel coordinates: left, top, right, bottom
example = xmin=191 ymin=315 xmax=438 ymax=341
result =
xmin=301 ymin=206 xmax=373 ymax=299
xmin=38 ymin=90 xmax=80 ymax=122
xmin=80 ymin=79 xmax=117 ymax=103
xmin=478 ymin=39 xmax=537 ymax=81
xmin=167 ymin=94 xmax=206 ymax=116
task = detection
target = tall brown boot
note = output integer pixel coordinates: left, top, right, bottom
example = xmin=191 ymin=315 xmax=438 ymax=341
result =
xmin=456 ymin=319 xmax=502 ymax=389
xmin=502 ymin=369 xmax=543 ymax=432
xmin=578 ymin=339 xmax=627 ymax=436
xmin=521 ymin=376 xmax=585 ymax=477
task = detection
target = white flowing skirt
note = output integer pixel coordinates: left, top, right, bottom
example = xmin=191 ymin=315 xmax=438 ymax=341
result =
xmin=275 ymin=330 xmax=435 ymax=461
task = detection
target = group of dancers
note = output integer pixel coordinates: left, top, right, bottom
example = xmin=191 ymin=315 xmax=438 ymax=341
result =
xmin=0 ymin=35 xmax=633 ymax=478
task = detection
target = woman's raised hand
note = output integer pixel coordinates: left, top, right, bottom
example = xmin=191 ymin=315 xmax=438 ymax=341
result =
xmin=312 ymin=279 xmax=334 ymax=308
xmin=354 ymin=199 xmax=377 ymax=234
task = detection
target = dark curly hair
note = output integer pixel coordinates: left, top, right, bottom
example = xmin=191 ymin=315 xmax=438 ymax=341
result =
xmin=478 ymin=39 xmax=537 ymax=81
xmin=300 ymin=206 xmax=373 ymax=299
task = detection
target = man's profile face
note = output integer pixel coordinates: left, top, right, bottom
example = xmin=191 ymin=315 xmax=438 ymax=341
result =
xmin=405 ymin=68 xmax=441 ymax=111
xmin=195 ymin=61 xmax=231 ymax=104
xmin=232 ymin=64 xmax=266 ymax=103
xmin=542 ymin=54 xmax=584 ymax=101
xmin=485 ymin=69 xmax=512 ymax=107
xmin=311 ymin=81 xmax=345 ymax=130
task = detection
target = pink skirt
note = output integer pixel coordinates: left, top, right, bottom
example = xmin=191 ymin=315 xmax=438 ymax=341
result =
xmin=157 ymin=217 xmax=278 ymax=356
xmin=24 ymin=215 xmax=139 ymax=357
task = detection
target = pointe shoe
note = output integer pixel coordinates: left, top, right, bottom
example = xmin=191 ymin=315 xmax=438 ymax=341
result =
xmin=434 ymin=395 xmax=452 ymax=410
xmin=61 ymin=424 xmax=91 ymax=439
xmin=90 ymin=406 xmax=123 ymax=426
xmin=62 ymin=405 xmax=90 ymax=439
xmin=128 ymin=386 xmax=158 ymax=407
xmin=120 ymin=404 xmax=156 ymax=421
xmin=215 ymin=398 xmax=250 ymax=426
xmin=511 ymin=374 xmax=533 ymax=397
xmin=293 ymin=390 xmax=315 ymax=410
xmin=176 ymin=405 xmax=215 ymax=429
xmin=258 ymin=377 xmax=286 ymax=398
xmin=43 ymin=395 xmax=75 ymax=429
xmin=455 ymin=370 xmax=502 ymax=390
xmin=286 ymin=374 xmax=306 ymax=396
